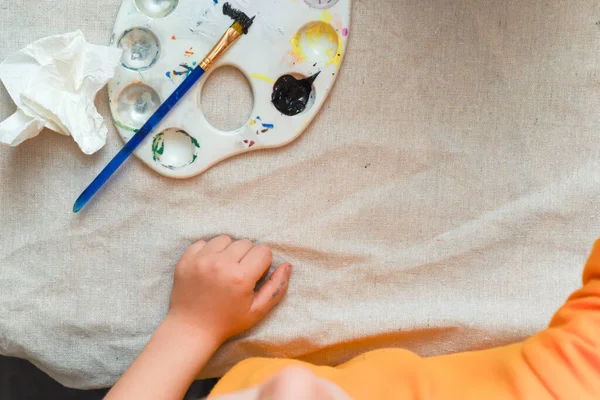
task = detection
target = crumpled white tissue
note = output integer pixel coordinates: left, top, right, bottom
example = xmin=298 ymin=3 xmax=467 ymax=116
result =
xmin=0 ymin=30 xmax=122 ymax=154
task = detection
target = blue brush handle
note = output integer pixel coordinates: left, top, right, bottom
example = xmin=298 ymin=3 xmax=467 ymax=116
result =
xmin=73 ymin=65 xmax=206 ymax=213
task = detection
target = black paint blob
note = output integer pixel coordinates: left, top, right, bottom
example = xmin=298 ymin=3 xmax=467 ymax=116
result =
xmin=271 ymin=72 xmax=320 ymax=116
xmin=222 ymin=2 xmax=254 ymax=34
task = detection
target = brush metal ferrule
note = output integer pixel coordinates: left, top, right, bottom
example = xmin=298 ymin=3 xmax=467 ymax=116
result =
xmin=200 ymin=22 xmax=243 ymax=70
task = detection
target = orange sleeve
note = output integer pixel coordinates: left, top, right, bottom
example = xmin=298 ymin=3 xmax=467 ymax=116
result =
xmin=518 ymin=240 xmax=600 ymax=399
xmin=211 ymin=242 xmax=600 ymax=400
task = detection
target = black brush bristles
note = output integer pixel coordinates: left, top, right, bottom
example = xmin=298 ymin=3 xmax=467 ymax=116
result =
xmin=223 ymin=2 xmax=255 ymax=34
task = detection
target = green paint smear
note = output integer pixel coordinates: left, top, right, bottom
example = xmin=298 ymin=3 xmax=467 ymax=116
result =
xmin=151 ymin=131 xmax=200 ymax=166
xmin=114 ymin=120 xmax=139 ymax=133
xmin=190 ymin=135 xmax=200 ymax=149
xmin=189 ymin=135 xmax=200 ymax=163
xmin=152 ymin=133 xmax=164 ymax=162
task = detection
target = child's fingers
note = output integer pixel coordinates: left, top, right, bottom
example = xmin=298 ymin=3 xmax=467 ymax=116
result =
xmin=251 ymin=263 xmax=292 ymax=318
xmin=188 ymin=239 xmax=207 ymax=254
xmin=240 ymin=244 xmax=273 ymax=280
xmin=223 ymin=239 xmax=253 ymax=262
xmin=202 ymin=235 xmax=233 ymax=254
xmin=181 ymin=240 xmax=207 ymax=262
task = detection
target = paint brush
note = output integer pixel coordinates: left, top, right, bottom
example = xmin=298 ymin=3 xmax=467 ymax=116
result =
xmin=73 ymin=3 xmax=254 ymax=213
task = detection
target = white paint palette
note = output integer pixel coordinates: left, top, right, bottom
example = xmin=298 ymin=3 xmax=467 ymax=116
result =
xmin=108 ymin=0 xmax=351 ymax=178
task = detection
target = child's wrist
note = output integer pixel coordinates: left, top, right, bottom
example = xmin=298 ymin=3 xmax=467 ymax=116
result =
xmin=162 ymin=313 xmax=225 ymax=350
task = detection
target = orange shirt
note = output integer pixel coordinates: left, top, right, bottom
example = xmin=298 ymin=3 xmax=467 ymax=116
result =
xmin=211 ymin=241 xmax=600 ymax=399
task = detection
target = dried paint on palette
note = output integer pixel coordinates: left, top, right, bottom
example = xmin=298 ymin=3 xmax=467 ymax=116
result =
xmin=250 ymin=73 xmax=275 ymax=83
xmin=114 ymin=120 xmax=139 ymax=133
xmin=152 ymin=130 xmax=200 ymax=169
xmin=165 ymin=62 xmax=197 ymax=82
xmin=249 ymin=116 xmax=275 ymax=134
xmin=152 ymin=133 xmax=164 ymax=162
xmin=118 ymin=27 xmax=161 ymax=71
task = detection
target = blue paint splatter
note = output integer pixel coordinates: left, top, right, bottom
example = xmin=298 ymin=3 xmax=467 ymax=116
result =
xmin=213 ymin=0 xmax=218 ymax=4
xmin=165 ymin=71 xmax=171 ymax=78
xmin=172 ymin=63 xmax=194 ymax=77
xmin=256 ymin=116 xmax=275 ymax=129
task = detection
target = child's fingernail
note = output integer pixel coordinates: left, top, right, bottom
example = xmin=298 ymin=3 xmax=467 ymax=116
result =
xmin=286 ymin=263 xmax=293 ymax=272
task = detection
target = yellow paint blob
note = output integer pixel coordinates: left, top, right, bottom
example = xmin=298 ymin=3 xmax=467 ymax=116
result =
xmin=290 ymin=34 xmax=306 ymax=61
xmin=326 ymin=48 xmax=343 ymax=68
xmin=320 ymin=10 xmax=333 ymax=23
xmin=290 ymin=21 xmax=339 ymax=64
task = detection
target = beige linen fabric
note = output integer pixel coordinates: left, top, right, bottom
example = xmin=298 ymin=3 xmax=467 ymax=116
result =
xmin=1 ymin=0 xmax=600 ymax=389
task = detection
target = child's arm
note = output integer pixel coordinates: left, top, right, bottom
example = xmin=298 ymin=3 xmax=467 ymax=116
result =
xmin=105 ymin=235 xmax=292 ymax=400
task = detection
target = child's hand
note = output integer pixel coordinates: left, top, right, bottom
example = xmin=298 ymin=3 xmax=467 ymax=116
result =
xmin=167 ymin=235 xmax=292 ymax=344
xmin=107 ymin=237 xmax=291 ymax=400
